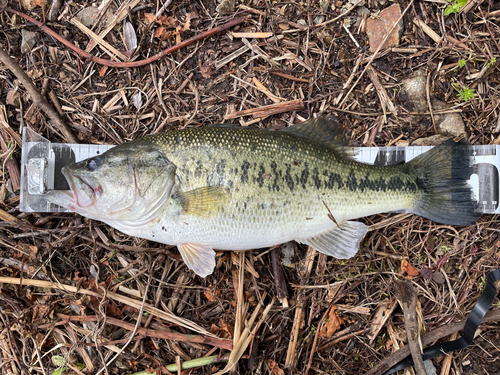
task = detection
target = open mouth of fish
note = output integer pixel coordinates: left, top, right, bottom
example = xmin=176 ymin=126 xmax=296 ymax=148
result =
xmin=50 ymin=167 xmax=101 ymax=209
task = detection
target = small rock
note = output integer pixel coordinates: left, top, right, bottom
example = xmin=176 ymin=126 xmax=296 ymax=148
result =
xmin=400 ymin=71 xmax=466 ymax=138
xmin=216 ymin=0 xmax=235 ymax=15
xmin=21 ymin=29 xmax=37 ymax=54
xmin=357 ymin=6 xmax=370 ymax=17
xmin=335 ymin=1 xmax=343 ymax=8
xmin=411 ymin=134 xmax=449 ymax=146
xmin=76 ymin=7 xmax=100 ymax=27
xmin=365 ymin=4 xmax=403 ymax=53
xmin=314 ymin=15 xmax=325 ymax=25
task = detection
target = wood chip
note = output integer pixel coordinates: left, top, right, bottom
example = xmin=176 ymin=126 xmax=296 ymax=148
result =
xmin=223 ymin=99 xmax=304 ymax=120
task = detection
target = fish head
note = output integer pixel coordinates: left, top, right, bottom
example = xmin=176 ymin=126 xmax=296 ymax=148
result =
xmin=47 ymin=142 xmax=176 ymax=222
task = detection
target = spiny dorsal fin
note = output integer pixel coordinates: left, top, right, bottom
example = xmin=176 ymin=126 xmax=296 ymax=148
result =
xmin=282 ymin=116 xmax=355 ymax=158
xmin=175 ymin=186 xmax=229 ymax=217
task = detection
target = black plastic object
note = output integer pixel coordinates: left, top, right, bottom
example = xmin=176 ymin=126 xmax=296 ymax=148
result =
xmin=383 ymin=268 xmax=500 ymax=375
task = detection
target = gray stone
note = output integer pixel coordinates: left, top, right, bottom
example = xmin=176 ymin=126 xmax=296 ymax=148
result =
xmin=400 ymin=70 xmax=466 ymax=138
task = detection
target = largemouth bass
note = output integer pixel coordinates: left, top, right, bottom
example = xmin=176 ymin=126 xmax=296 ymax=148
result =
xmin=48 ymin=117 xmax=481 ymax=277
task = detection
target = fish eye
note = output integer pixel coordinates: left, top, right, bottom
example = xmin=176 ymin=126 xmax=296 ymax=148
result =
xmin=86 ymin=158 xmax=100 ymax=171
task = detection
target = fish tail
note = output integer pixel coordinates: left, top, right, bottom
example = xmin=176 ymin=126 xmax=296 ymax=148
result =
xmin=408 ymin=139 xmax=481 ymax=225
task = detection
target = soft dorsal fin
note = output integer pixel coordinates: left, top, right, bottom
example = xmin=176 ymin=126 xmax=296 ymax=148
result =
xmin=282 ymin=116 xmax=355 ymax=158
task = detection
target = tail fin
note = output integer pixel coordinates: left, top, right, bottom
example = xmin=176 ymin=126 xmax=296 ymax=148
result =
xmin=409 ymin=139 xmax=481 ymax=226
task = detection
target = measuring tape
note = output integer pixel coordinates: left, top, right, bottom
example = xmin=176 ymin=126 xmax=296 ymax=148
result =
xmin=19 ymin=127 xmax=500 ymax=214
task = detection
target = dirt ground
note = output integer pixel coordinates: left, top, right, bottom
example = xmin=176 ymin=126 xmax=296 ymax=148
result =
xmin=1 ymin=0 xmax=500 ymax=374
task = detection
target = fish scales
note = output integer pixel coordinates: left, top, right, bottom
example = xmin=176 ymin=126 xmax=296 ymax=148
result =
xmin=137 ymin=127 xmax=417 ymax=243
xmin=48 ymin=117 xmax=480 ymax=277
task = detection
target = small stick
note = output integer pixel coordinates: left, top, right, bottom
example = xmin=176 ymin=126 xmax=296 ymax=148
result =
xmin=4 ymin=7 xmax=248 ymax=68
xmin=270 ymin=247 xmax=289 ymax=307
xmin=0 ymin=48 xmax=78 ymax=143
xmin=394 ymin=281 xmax=426 ymax=375
xmin=426 ymin=71 xmax=436 ymax=133
xmin=322 ymin=200 xmax=341 ymax=229
xmin=269 ymin=71 xmax=309 ymax=83
xmin=366 ymin=65 xmax=398 ymax=119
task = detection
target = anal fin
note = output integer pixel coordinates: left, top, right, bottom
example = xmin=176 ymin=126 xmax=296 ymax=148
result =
xmin=178 ymin=243 xmax=216 ymax=277
xmin=297 ymin=221 xmax=368 ymax=259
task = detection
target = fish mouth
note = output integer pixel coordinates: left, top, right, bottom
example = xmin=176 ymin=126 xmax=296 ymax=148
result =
xmin=62 ymin=167 xmax=101 ymax=208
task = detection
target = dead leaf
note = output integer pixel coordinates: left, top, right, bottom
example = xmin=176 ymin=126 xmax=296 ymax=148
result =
xmin=399 ymin=260 xmax=419 ymax=279
xmin=154 ymin=26 xmax=166 ymax=39
xmin=385 ymin=339 xmax=393 ymax=350
xmin=6 ymin=89 xmax=21 ymax=106
xmin=159 ymin=15 xmax=177 ymax=27
xmin=319 ymin=306 xmax=344 ymax=338
xmin=203 ymin=289 xmax=217 ymax=302
xmin=99 ymin=66 xmax=108 ymax=77
xmin=198 ymin=60 xmax=214 ymax=79
xmin=143 ymin=13 xmax=157 ymax=24
xmin=266 ymin=359 xmax=285 ymax=375
xmin=209 ymin=319 xmax=233 ymax=339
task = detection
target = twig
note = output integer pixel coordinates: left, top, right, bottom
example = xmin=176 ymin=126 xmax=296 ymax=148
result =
xmin=96 ymin=265 xmax=152 ymax=375
xmin=366 ymin=65 xmax=398 ymax=121
xmin=394 ymin=280 xmax=426 ymax=375
xmin=4 ymin=7 xmax=248 ymax=68
xmin=270 ymin=247 xmax=289 ymax=307
xmin=285 ymin=246 xmax=317 ymax=367
xmin=426 ymin=71 xmax=436 ymax=133
xmin=155 ymin=0 xmax=174 ymax=18
xmin=0 ymin=48 xmax=78 ymax=143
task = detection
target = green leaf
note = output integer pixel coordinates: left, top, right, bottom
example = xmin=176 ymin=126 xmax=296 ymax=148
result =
xmin=445 ymin=4 xmax=460 ymax=16
xmin=457 ymin=0 xmax=467 ymax=7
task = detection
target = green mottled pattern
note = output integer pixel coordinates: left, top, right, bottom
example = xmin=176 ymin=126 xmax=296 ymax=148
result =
xmin=126 ymin=126 xmax=422 ymax=250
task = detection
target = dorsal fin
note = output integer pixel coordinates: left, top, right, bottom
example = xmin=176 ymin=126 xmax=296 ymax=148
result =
xmin=282 ymin=116 xmax=355 ymax=158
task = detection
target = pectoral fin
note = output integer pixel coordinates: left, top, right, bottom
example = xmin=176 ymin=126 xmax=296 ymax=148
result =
xmin=175 ymin=186 xmax=229 ymax=217
xmin=297 ymin=221 xmax=368 ymax=259
xmin=178 ymin=243 xmax=216 ymax=277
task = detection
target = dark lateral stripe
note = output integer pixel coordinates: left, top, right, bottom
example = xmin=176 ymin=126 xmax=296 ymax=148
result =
xmin=238 ymin=161 xmax=419 ymax=194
